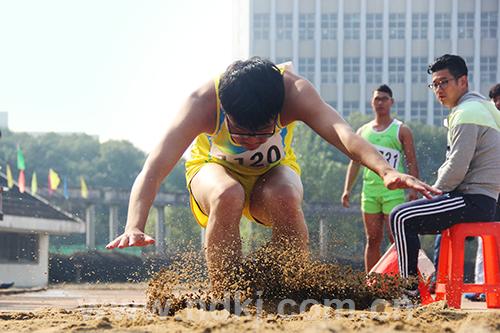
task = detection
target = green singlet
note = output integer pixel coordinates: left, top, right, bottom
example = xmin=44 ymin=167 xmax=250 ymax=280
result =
xmin=359 ymin=119 xmax=406 ymax=215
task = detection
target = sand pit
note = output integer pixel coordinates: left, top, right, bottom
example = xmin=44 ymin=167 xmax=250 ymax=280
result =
xmin=0 ymin=286 xmax=498 ymax=333
xmin=1 ymin=246 xmax=499 ymax=333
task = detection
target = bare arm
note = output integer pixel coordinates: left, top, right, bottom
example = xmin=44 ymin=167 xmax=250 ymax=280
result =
xmin=399 ymin=124 xmax=420 ymax=201
xmin=341 ymin=160 xmax=361 ymax=208
xmin=283 ymin=75 xmax=440 ymax=198
xmin=341 ymin=128 xmax=362 ymax=208
xmin=106 ymin=81 xmax=216 ymax=249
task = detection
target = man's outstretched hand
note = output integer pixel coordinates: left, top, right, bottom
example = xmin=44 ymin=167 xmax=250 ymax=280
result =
xmin=384 ymin=170 xmax=442 ymax=199
xmin=106 ymin=227 xmax=155 ymax=249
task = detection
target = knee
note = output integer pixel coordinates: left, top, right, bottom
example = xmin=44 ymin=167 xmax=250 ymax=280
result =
xmin=209 ymin=182 xmax=245 ymax=212
xmin=366 ymin=233 xmax=383 ymax=246
xmin=260 ymin=182 xmax=302 ymax=210
xmin=389 ymin=205 xmax=404 ymax=233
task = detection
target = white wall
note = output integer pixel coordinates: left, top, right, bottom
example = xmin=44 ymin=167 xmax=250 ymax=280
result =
xmin=0 ymin=234 xmax=49 ymax=288
xmin=0 ymin=215 xmax=85 ymax=234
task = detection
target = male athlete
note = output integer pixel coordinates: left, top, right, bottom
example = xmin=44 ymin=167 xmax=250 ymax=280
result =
xmin=107 ymin=57 xmax=439 ymax=289
xmin=342 ymin=84 xmax=419 ymax=272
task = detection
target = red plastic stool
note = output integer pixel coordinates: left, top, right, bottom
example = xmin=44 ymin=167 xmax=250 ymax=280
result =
xmin=370 ymin=244 xmax=435 ymax=305
xmin=435 ymin=222 xmax=500 ymax=308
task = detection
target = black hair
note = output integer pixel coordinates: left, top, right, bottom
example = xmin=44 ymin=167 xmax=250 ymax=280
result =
xmin=374 ymin=84 xmax=393 ymax=98
xmin=218 ymin=57 xmax=284 ymax=131
xmin=488 ymin=83 xmax=500 ymax=99
xmin=427 ymin=54 xmax=468 ymax=78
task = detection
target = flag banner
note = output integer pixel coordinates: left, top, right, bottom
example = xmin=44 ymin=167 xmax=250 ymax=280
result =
xmin=6 ymin=164 xmax=14 ymax=188
xmin=63 ymin=176 xmax=69 ymax=199
xmin=17 ymin=146 xmax=26 ymax=170
xmin=48 ymin=168 xmax=61 ymax=191
xmin=80 ymin=176 xmax=88 ymax=199
xmin=31 ymin=172 xmax=38 ymax=195
xmin=18 ymin=170 xmax=25 ymax=193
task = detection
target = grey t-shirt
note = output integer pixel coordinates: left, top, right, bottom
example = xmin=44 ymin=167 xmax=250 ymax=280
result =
xmin=434 ymin=92 xmax=500 ymax=200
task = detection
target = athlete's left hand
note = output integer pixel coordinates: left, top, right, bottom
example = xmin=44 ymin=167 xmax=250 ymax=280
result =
xmin=383 ymin=170 xmax=441 ymax=200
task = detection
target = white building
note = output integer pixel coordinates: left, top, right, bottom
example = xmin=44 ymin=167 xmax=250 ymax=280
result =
xmin=233 ymin=0 xmax=500 ymax=125
xmin=0 ymin=173 xmax=85 ymax=288
xmin=0 ymin=112 xmax=7 ymax=129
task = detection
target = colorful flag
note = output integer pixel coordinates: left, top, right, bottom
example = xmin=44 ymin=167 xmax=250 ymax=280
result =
xmin=80 ymin=176 xmax=88 ymax=199
xmin=63 ymin=176 xmax=69 ymax=199
xmin=31 ymin=172 xmax=38 ymax=195
xmin=17 ymin=146 xmax=26 ymax=170
xmin=18 ymin=170 xmax=25 ymax=193
xmin=6 ymin=164 xmax=13 ymax=188
xmin=48 ymin=168 xmax=61 ymax=191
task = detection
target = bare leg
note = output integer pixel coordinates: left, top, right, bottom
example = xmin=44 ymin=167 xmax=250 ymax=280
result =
xmin=190 ymin=163 xmax=245 ymax=290
xmin=362 ymin=212 xmax=385 ymax=273
xmin=249 ymin=165 xmax=309 ymax=253
xmin=384 ymin=214 xmax=395 ymax=244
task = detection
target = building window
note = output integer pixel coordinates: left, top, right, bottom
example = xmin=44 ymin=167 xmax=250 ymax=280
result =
xmin=343 ymin=101 xmax=359 ymax=117
xmin=465 ymin=56 xmax=474 ymax=86
xmin=411 ymin=101 xmax=427 ymax=123
xmin=321 ymin=57 xmax=337 ymax=84
xmin=366 ymin=13 xmax=383 ymax=40
xmin=480 ymin=56 xmax=497 ymax=83
xmin=389 ymin=13 xmax=405 ymax=39
xmin=344 ymin=13 xmax=360 ymax=40
xmin=458 ymin=12 xmax=474 ymax=39
xmin=366 ymin=101 xmax=372 ymax=112
xmin=299 ymin=57 xmax=315 ymax=83
xmin=393 ymin=101 xmax=406 ymax=120
xmin=299 ymin=13 xmax=315 ymax=40
xmin=434 ymin=101 xmax=449 ymax=127
xmin=412 ymin=13 xmax=428 ymax=39
xmin=366 ymin=57 xmax=383 ymax=84
xmin=0 ymin=232 xmax=39 ymax=263
xmin=411 ymin=57 xmax=428 ymax=84
xmin=277 ymin=13 xmax=293 ymax=40
xmin=321 ymin=13 xmax=337 ymax=40
xmin=481 ymin=12 xmax=498 ymax=39
xmin=254 ymin=13 xmax=270 ymax=40
xmin=389 ymin=57 xmax=405 ymax=84
xmin=275 ymin=57 xmax=292 ymax=65
xmin=344 ymin=57 xmax=360 ymax=84
xmin=435 ymin=13 xmax=451 ymax=39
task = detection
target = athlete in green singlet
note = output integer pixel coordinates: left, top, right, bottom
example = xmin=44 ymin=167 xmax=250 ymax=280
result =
xmin=341 ymin=84 xmax=420 ymax=272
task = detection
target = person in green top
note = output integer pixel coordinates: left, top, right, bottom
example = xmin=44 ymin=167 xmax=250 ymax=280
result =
xmin=341 ymin=84 xmax=419 ymax=272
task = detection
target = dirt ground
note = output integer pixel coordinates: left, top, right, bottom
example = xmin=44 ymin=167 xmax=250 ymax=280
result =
xmin=0 ymin=283 xmax=499 ymax=333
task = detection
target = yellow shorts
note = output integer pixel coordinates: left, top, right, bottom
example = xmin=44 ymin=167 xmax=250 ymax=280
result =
xmin=185 ymin=160 xmax=300 ymax=228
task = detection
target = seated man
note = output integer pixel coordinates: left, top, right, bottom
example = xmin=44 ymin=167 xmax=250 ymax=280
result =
xmin=106 ymin=57 xmax=438 ymax=290
xmin=390 ymin=54 xmax=500 ymax=295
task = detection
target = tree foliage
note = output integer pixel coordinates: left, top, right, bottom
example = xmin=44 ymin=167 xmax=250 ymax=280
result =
xmin=1 ymin=119 xmax=447 ymax=259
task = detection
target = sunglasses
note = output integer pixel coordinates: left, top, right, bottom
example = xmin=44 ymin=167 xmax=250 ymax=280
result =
xmin=225 ymin=115 xmax=277 ymax=139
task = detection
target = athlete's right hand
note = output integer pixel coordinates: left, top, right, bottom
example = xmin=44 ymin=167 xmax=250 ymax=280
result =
xmin=106 ymin=227 xmax=155 ymax=249
xmin=341 ymin=191 xmax=350 ymax=208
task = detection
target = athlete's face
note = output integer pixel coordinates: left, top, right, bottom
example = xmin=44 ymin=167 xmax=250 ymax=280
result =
xmin=430 ymin=69 xmax=468 ymax=108
xmin=226 ymin=116 xmax=276 ymax=150
xmin=371 ymin=91 xmax=393 ymax=116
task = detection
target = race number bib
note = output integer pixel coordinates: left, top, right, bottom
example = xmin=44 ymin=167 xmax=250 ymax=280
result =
xmin=210 ymin=134 xmax=285 ymax=168
xmin=374 ymin=145 xmax=401 ymax=169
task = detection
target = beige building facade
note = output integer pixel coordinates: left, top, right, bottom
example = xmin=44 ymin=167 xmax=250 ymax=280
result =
xmin=233 ymin=0 xmax=500 ymax=126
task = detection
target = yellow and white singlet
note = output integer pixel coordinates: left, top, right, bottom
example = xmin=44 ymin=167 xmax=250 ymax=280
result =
xmin=185 ymin=69 xmax=300 ymax=227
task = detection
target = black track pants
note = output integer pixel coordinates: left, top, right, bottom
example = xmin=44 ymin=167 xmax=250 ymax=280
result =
xmin=389 ymin=191 xmax=497 ymax=278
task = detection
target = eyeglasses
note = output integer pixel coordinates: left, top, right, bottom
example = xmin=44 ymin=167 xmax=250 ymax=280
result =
xmin=428 ymin=78 xmax=457 ymax=91
xmin=373 ymin=96 xmax=391 ymax=103
xmin=226 ymin=115 xmax=277 ymax=139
